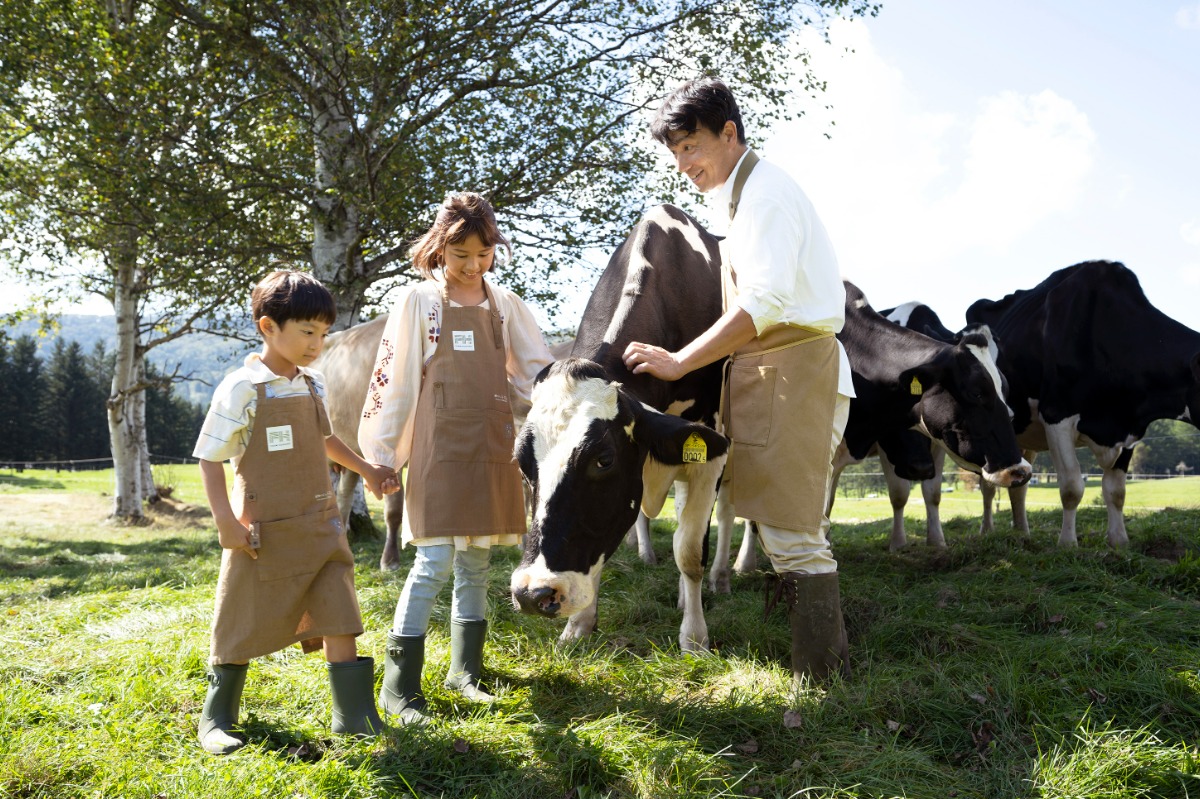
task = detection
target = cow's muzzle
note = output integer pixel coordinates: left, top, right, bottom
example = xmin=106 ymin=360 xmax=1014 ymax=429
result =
xmin=512 ymin=585 xmax=563 ymax=617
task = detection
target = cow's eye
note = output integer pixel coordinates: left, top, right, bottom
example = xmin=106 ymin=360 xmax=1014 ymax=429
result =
xmin=587 ymin=450 xmax=615 ymax=478
xmin=596 ymin=452 xmax=614 ymax=470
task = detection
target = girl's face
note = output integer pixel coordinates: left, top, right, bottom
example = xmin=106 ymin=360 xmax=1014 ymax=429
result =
xmin=442 ymin=233 xmax=494 ymax=290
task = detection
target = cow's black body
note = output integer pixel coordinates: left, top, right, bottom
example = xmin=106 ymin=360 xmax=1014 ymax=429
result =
xmin=965 ymin=260 xmax=1200 ymax=546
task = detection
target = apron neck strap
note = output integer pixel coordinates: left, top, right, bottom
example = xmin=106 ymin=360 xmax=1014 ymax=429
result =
xmin=441 ymin=277 xmax=504 ymax=348
xmin=728 ymin=149 xmax=759 ymax=221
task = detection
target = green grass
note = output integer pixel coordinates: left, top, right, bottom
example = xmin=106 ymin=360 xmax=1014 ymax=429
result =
xmin=2 ymin=468 xmax=1199 ymax=798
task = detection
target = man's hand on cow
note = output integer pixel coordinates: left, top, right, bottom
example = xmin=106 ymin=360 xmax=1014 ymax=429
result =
xmin=623 ymin=341 xmax=685 ymax=381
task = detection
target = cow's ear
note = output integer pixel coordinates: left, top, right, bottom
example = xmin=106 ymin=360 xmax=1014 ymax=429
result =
xmin=630 ymin=402 xmax=729 ymax=466
xmin=897 ymin=362 xmax=940 ymax=397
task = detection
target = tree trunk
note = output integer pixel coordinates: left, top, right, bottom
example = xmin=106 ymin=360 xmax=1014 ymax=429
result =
xmin=309 ymin=18 xmax=365 ymax=331
xmin=107 ymin=231 xmax=146 ymax=521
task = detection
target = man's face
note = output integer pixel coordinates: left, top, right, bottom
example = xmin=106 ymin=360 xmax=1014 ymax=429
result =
xmin=664 ymin=121 xmax=742 ymax=194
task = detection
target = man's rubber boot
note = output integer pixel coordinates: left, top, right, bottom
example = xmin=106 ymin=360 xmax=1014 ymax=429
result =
xmin=379 ymin=633 xmax=430 ymax=725
xmin=783 ymin=571 xmax=851 ymax=682
xmin=327 ymin=656 xmax=386 ymax=736
xmin=444 ymin=618 xmax=494 ymax=702
xmin=198 ymin=662 xmax=248 ymax=755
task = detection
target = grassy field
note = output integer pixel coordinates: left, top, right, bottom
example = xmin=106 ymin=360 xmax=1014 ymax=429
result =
xmin=2 ymin=466 xmax=1199 ymax=798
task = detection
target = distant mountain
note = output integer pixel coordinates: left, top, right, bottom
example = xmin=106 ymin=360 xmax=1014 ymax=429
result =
xmin=2 ymin=315 xmax=256 ymax=406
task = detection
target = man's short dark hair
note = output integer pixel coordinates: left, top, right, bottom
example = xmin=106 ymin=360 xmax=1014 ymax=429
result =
xmin=251 ymin=268 xmax=337 ymax=329
xmin=650 ymin=77 xmax=746 ymax=145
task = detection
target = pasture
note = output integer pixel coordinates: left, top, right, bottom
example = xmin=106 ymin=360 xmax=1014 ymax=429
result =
xmin=2 ymin=467 xmax=1199 ymax=798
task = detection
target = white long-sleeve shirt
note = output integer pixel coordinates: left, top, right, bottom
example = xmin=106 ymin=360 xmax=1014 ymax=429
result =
xmin=712 ymin=150 xmax=855 ymax=397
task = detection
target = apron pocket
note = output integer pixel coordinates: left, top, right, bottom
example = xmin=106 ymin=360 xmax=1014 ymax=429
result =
xmin=255 ymin=508 xmax=347 ymax=582
xmin=729 ymin=363 xmax=776 ymax=447
xmin=435 ymin=408 xmax=516 ymax=464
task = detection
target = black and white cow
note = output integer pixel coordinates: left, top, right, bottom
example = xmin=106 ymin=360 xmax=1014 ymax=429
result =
xmin=966 ymin=260 xmax=1200 ymax=547
xmin=869 ymin=302 xmax=1014 ymax=550
xmin=728 ymin=286 xmax=1032 ymax=567
xmin=510 ymin=205 xmax=729 ymax=652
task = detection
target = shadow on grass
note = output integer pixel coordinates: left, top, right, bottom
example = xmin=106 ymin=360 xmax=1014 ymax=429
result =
xmin=0 ymin=472 xmax=69 ymax=490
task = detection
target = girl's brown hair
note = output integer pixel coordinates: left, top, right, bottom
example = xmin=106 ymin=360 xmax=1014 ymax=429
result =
xmin=410 ymin=192 xmax=512 ymax=280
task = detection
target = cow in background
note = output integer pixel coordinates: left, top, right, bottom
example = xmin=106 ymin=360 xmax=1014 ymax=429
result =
xmin=311 ymin=317 xmax=407 ymax=571
xmin=510 ymin=204 xmax=729 ymax=652
xmin=966 ymin=260 xmax=1200 ymax=547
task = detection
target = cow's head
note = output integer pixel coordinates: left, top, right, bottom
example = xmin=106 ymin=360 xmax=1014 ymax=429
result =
xmin=510 ymin=358 xmax=728 ymax=618
xmin=902 ymin=333 xmax=1031 ymax=487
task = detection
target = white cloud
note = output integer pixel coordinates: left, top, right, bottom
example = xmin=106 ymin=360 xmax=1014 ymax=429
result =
xmin=761 ymin=18 xmax=1097 ymax=313
xmin=1179 ymin=264 xmax=1200 ymax=287
xmin=1175 ymin=3 xmax=1200 ymax=29
xmin=1181 ymin=219 xmax=1200 ymax=247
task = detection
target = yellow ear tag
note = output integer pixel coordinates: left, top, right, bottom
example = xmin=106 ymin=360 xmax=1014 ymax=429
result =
xmin=682 ymin=432 xmax=708 ymax=464
xmin=910 ymin=376 xmax=923 ymax=396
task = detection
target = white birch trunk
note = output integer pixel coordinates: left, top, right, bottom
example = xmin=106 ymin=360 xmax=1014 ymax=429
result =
xmin=309 ymin=16 xmax=365 ymax=331
xmin=108 ymin=236 xmax=145 ymax=520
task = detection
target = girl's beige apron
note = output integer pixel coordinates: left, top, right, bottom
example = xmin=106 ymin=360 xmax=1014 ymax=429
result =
xmin=720 ymin=151 xmax=841 ymax=533
xmin=405 ymin=280 xmax=526 ymax=538
xmin=210 ymin=377 xmax=362 ymax=665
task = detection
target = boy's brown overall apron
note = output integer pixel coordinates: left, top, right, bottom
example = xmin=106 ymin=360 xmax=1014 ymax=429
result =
xmin=405 ymin=280 xmax=527 ymax=538
xmin=720 ymin=151 xmax=841 ymax=533
xmin=209 ymin=377 xmax=362 ymax=665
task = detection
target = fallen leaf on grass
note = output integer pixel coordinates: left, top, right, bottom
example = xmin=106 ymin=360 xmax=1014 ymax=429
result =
xmin=968 ymin=692 xmax=987 ymax=705
xmin=886 ymin=720 xmax=901 ymax=733
xmin=735 ymin=738 xmax=759 ymax=754
xmin=453 ymin=738 xmax=470 ymax=753
xmin=782 ymin=709 xmax=803 ymax=728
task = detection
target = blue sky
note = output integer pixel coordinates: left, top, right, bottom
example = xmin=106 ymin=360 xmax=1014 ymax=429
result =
xmin=755 ymin=0 xmax=1200 ymax=332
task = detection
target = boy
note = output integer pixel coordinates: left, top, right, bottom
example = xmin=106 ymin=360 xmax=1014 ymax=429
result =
xmin=193 ymin=269 xmax=397 ymax=754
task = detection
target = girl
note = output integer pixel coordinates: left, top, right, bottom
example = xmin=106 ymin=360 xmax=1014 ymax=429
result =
xmin=358 ymin=192 xmax=553 ymax=725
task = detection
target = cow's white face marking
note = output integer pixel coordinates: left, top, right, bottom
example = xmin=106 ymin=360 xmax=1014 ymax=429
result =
xmin=526 ymin=373 xmax=619 ymax=524
xmin=665 ymin=398 xmax=695 ymax=416
xmin=509 ymin=552 xmax=607 ymax=617
xmin=602 ymin=209 xmax=713 ymax=346
xmin=853 ymin=298 xmax=869 ymax=310
xmin=885 ymin=301 xmax=921 ymax=328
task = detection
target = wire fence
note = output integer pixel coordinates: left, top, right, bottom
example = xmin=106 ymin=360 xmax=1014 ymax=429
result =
xmin=0 ymin=455 xmax=198 ymax=473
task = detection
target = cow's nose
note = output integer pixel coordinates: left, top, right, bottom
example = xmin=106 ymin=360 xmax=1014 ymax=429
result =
xmin=513 ymin=585 xmax=562 ymax=617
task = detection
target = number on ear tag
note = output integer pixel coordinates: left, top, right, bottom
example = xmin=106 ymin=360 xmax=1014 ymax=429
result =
xmin=682 ymin=432 xmax=708 ymax=463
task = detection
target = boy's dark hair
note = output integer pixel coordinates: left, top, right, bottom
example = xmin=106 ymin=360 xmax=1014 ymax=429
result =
xmin=251 ymin=268 xmax=337 ymax=329
xmin=650 ymin=76 xmax=745 ymax=145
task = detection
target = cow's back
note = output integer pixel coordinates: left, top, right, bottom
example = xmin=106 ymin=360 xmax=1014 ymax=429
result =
xmin=312 ymin=316 xmax=387 ymax=455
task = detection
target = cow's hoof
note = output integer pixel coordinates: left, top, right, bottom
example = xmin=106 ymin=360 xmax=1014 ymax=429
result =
xmin=379 ymin=558 xmax=400 ymax=572
xmin=708 ymin=575 xmax=731 ymax=595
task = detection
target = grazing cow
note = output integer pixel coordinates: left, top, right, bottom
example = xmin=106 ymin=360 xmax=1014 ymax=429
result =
xmin=310 ymin=317 xmax=407 ymax=571
xmin=966 ymin=260 xmax=1200 ymax=547
xmin=870 ymin=302 xmax=1015 ymax=550
xmin=510 ymin=205 xmax=729 ymax=652
xmin=729 ymin=286 xmax=1032 ymax=566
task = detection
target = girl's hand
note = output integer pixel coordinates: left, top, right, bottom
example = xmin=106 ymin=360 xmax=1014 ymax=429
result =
xmin=363 ymin=464 xmax=397 ymax=499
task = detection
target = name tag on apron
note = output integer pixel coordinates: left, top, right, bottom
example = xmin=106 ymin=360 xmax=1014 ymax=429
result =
xmin=452 ymin=331 xmax=475 ymax=351
xmin=265 ymin=425 xmax=294 ymax=451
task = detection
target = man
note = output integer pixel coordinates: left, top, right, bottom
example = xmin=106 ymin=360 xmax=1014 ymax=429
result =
xmin=622 ymin=76 xmax=854 ymax=681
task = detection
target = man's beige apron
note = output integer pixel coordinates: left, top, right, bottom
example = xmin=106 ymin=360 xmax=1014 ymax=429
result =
xmin=405 ymin=280 xmax=527 ymax=538
xmin=210 ymin=377 xmax=362 ymax=665
xmin=720 ymin=151 xmax=841 ymax=533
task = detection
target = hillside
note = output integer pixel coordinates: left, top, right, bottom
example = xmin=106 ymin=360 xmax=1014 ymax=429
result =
xmin=2 ymin=315 xmax=255 ymax=406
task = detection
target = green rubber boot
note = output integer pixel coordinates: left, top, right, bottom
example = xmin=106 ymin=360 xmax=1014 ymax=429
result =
xmin=379 ymin=633 xmax=430 ymax=726
xmin=327 ymin=656 xmax=386 ymax=737
xmin=198 ymin=662 xmax=248 ymax=755
xmin=783 ymin=571 xmax=851 ymax=682
xmin=444 ymin=618 xmax=494 ymax=703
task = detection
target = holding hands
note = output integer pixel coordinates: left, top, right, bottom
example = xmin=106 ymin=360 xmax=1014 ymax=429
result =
xmin=363 ymin=464 xmax=401 ymax=499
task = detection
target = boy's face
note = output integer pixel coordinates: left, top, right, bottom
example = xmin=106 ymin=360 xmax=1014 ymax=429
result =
xmin=260 ymin=316 xmax=332 ymax=372
xmin=663 ymin=120 xmax=743 ymax=194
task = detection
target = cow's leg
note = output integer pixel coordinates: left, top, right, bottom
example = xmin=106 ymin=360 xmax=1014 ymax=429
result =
xmin=675 ymin=459 xmax=724 ymax=653
xmin=380 ymin=487 xmax=405 ymax=571
xmin=708 ymin=478 xmax=734 ymax=593
xmin=1089 ymin=442 xmax=1131 ymax=548
xmin=559 ymin=568 xmax=603 ymax=643
xmin=1007 ymin=450 xmax=1033 ymax=535
xmin=735 ymin=520 xmax=759 ymax=574
xmin=878 ymin=450 xmax=912 ymax=551
xmin=1044 ymin=417 xmax=1084 ymax=547
xmin=333 ymin=467 xmax=358 ymax=534
xmin=922 ymin=447 xmax=947 ymax=549
xmin=979 ymin=480 xmax=997 ymax=535
xmin=624 ymin=512 xmax=656 ymax=565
